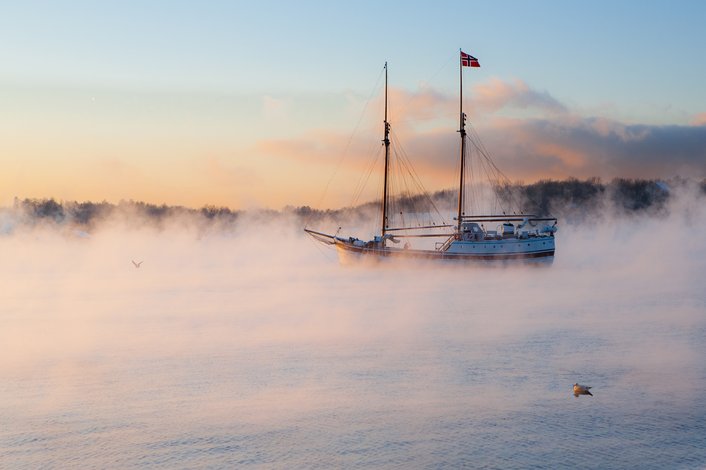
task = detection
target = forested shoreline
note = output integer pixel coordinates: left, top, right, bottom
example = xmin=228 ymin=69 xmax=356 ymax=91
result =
xmin=3 ymin=177 xmax=704 ymax=233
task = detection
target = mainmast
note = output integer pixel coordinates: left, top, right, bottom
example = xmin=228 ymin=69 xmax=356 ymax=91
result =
xmin=457 ymin=49 xmax=467 ymax=233
xmin=381 ymin=62 xmax=391 ymax=240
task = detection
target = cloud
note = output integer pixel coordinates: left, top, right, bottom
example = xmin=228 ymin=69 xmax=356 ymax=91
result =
xmin=692 ymin=112 xmax=706 ymax=126
xmin=398 ymin=116 xmax=706 ymax=182
xmin=255 ymin=130 xmax=346 ymax=165
xmin=382 ymin=79 xmax=567 ymax=124
xmin=252 ymin=130 xmax=387 ymax=208
xmin=481 ymin=117 xmax=706 ymax=180
xmin=387 ymin=87 xmax=455 ymax=123
xmin=470 ymin=78 xmax=568 ymax=116
xmin=263 ymin=78 xmax=706 ymax=187
xmin=255 ymin=128 xmax=385 ymax=176
xmin=255 ymin=79 xmax=572 ymax=176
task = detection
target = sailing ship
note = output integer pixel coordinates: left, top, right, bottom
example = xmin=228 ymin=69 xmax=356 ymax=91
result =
xmin=305 ymin=51 xmax=558 ymax=262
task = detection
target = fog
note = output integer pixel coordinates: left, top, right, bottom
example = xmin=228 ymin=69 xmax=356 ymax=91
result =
xmin=2 ymin=188 xmax=705 ymax=467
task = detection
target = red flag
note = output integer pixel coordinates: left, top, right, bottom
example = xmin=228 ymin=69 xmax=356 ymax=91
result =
xmin=461 ymin=51 xmax=480 ymax=67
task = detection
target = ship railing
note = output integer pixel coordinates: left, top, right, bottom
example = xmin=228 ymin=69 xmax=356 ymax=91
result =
xmin=457 ymin=215 xmax=557 ymax=223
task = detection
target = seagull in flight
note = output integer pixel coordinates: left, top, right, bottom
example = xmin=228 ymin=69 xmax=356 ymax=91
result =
xmin=573 ymin=383 xmax=593 ymax=397
xmin=132 ymin=260 xmax=143 ymax=268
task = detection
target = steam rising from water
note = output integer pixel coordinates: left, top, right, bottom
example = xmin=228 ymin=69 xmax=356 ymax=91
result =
xmin=1 ymin=189 xmax=705 ymax=467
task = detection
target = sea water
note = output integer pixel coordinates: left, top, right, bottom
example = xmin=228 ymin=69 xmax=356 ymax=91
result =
xmin=1 ymin=212 xmax=705 ymax=469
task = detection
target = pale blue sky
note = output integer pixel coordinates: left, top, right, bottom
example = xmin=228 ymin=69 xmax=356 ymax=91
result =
xmin=2 ymin=1 xmax=704 ymax=116
xmin=1 ymin=1 xmax=705 ymax=207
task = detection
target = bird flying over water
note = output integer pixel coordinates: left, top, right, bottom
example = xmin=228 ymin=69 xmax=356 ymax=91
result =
xmin=132 ymin=260 xmax=143 ymax=268
xmin=573 ymin=383 xmax=593 ymax=397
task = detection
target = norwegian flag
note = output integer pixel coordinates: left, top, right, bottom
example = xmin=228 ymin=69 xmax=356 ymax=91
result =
xmin=461 ymin=51 xmax=480 ymax=67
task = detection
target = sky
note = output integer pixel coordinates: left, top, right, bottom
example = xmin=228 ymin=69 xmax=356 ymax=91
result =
xmin=1 ymin=0 xmax=705 ymax=209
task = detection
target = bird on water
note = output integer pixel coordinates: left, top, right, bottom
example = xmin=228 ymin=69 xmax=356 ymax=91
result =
xmin=573 ymin=383 xmax=593 ymax=397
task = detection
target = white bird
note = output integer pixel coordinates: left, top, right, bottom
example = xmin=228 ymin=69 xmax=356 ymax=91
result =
xmin=573 ymin=383 xmax=593 ymax=397
xmin=132 ymin=260 xmax=143 ymax=268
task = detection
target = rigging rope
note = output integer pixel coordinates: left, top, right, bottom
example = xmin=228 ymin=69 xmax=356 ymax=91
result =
xmin=304 ymin=64 xmax=386 ymax=229
xmin=466 ymin=123 xmax=522 ymax=213
xmin=350 ymin=145 xmax=383 ymax=208
xmin=389 ymin=131 xmax=447 ymax=227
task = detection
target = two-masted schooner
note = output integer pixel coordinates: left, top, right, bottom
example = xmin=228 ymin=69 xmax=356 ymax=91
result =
xmin=305 ymin=50 xmax=558 ymax=262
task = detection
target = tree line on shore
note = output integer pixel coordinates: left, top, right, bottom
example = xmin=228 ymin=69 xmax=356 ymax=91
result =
xmin=295 ymin=177 xmax=704 ymax=227
xmin=4 ymin=177 xmax=705 ymax=232
xmin=4 ymin=199 xmax=239 ymax=231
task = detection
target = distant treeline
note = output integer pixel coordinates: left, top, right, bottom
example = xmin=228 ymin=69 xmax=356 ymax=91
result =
xmin=6 ymin=198 xmax=239 ymax=230
xmin=4 ymin=177 xmax=705 ymax=231
xmin=508 ymin=177 xmax=672 ymax=218
xmin=509 ymin=177 xmax=703 ymax=219
xmin=293 ymin=177 xmax=706 ymax=225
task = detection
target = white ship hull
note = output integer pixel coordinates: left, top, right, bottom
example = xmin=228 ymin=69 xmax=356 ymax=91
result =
xmin=331 ymin=235 xmax=555 ymax=264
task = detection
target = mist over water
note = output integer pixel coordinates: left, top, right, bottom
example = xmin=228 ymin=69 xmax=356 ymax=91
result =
xmin=2 ymin=190 xmax=706 ymax=468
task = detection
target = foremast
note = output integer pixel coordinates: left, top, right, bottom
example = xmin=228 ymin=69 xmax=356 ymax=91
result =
xmin=381 ymin=61 xmax=391 ymax=244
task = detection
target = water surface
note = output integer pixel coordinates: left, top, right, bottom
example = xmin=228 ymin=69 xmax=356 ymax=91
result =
xmin=2 ymin=215 xmax=705 ymax=468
